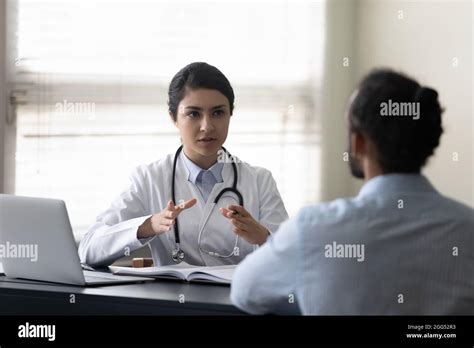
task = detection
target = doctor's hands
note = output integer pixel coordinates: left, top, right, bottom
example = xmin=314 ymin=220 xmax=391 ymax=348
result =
xmin=137 ymin=199 xmax=197 ymax=239
xmin=219 ymin=205 xmax=270 ymax=246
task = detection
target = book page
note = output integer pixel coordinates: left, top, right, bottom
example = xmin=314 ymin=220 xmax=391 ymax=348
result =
xmin=187 ymin=265 xmax=235 ymax=285
xmin=109 ymin=262 xmax=200 ymax=280
xmin=109 ymin=263 xmax=236 ymax=285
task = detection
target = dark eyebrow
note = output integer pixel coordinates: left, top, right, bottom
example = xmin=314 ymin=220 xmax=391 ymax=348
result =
xmin=184 ymin=105 xmax=227 ymax=111
xmin=185 ymin=106 xmax=203 ymax=111
xmin=211 ymin=105 xmax=227 ymax=110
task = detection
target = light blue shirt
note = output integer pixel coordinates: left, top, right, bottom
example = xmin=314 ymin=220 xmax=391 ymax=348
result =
xmin=181 ymin=151 xmax=224 ymax=202
xmin=231 ymin=174 xmax=474 ymax=315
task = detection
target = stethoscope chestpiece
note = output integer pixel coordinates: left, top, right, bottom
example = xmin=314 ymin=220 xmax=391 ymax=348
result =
xmin=172 ymin=248 xmax=185 ymax=263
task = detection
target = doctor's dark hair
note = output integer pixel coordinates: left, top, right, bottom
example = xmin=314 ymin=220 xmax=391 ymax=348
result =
xmin=168 ymin=62 xmax=235 ymax=121
xmin=349 ymin=68 xmax=444 ymax=173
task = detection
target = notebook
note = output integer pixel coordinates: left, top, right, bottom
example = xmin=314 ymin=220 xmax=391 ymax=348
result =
xmin=109 ymin=262 xmax=235 ymax=285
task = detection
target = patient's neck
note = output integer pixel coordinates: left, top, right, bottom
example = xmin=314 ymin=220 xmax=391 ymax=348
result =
xmin=363 ymin=157 xmax=384 ymax=181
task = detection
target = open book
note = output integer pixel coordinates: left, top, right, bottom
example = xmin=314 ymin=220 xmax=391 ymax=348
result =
xmin=109 ymin=262 xmax=235 ymax=285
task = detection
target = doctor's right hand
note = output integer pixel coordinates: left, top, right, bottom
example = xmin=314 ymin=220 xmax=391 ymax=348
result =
xmin=137 ymin=199 xmax=197 ymax=239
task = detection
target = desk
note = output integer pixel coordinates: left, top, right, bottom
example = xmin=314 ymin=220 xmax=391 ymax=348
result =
xmin=0 ymin=276 xmax=244 ymax=315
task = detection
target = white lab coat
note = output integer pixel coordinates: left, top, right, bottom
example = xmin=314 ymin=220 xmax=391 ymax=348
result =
xmin=78 ymin=150 xmax=288 ymax=267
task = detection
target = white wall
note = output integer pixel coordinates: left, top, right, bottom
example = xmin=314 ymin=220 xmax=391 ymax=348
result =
xmin=320 ymin=0 xmax=359 ymax=201
xmin=0 ymin=0 xmax=16 ymax=195
xmin=0 ymin=0 xmax=6 ymax=194
xmin=354 ymin=0 xmax=473 ymax=207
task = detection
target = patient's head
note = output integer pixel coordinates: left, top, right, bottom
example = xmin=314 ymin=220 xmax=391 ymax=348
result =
xmin=347 ymin=69 xmax=444 ymax=179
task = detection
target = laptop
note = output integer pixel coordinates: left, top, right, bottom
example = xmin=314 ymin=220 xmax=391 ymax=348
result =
xmin=0 ymin=194 xmax=153 ymax=286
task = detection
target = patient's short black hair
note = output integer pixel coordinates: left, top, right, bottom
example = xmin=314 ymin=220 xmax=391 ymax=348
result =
xmin=168 ymin=62 xmax=235 ymax=121
xmin=349 ymin=69 xmax=444 ymax=173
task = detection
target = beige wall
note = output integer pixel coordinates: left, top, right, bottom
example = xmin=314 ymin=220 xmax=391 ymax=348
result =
xmin=321 ymin=0 xmax=473 ymax=206
xmin=354 ymin=0 xmax=473 ymax=206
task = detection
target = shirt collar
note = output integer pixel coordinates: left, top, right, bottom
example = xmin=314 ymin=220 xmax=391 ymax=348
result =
xmin=180 ymin=150 xmax=224 ymax=184
xmin=358 ymin=173 xmax=438 ymax=198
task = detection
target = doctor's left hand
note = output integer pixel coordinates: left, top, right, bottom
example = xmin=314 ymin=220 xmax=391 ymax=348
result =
xmin=219 ymin=205 xmax=270 ymax=246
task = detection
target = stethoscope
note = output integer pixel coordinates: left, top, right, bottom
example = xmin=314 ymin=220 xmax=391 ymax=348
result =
xmin=171 ymin=145 xmax=243 ymax=263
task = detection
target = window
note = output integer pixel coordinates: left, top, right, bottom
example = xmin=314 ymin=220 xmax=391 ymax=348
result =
xmin=8 ymin=0 xmax=325 ymax=238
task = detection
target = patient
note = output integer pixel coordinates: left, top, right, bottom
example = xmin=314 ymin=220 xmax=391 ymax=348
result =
xmin=230 ymin=69 xmax=474 ymax=315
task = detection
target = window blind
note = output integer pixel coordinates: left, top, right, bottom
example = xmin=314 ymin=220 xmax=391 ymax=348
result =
xmin=8 ymin=0 xmax=325 ymax=238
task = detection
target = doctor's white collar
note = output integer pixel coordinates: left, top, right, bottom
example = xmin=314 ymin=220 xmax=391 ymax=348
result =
xmin=180 ymin=150 xmax=224 ymax=185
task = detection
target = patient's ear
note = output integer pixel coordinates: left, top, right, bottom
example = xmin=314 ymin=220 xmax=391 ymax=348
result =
xmin=350 ymin=132 xmax=366 ymax=158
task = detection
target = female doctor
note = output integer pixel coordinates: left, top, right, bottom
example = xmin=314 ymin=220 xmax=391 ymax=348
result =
xmin=78 ymin=62 xmax=288 ymax=267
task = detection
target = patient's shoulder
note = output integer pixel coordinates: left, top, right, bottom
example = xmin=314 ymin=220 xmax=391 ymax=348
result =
xmin=296 ymin=197 xmax=366 ymax=227
xmin=438 ymin=195 xmax=474 ymax=223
